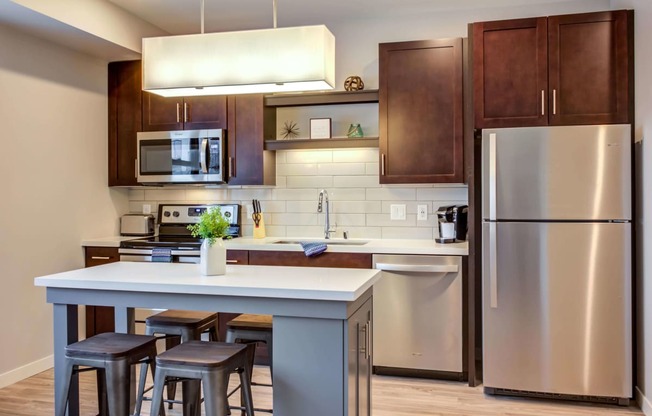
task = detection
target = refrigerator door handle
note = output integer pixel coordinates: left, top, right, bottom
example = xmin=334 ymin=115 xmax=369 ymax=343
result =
xmin=489 ymin=133 xmax=497 ymax=221
xmin=489 ymin=222 xmax=498 ymax=308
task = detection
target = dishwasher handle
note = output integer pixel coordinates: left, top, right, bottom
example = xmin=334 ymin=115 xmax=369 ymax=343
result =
xmin=374 ymin=263 xmax=458 ymax=273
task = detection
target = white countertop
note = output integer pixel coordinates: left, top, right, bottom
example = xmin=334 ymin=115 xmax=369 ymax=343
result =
xmin=34 ymin=261 xmax=380 ymax=302
xmin=83 ymin=236 xmax=468 ymax=256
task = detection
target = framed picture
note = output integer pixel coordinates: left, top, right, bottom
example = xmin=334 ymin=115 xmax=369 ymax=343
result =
xmin=310 ymin=118 xmax=332 ymax=139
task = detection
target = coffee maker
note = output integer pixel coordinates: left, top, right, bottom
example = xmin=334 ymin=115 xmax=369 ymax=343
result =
xmin=435 ymin=205 xmax=469 ymax=243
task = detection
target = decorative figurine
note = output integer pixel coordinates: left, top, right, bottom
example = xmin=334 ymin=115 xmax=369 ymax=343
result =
xmin=347 ymin=124 xmax=364 ymax=138
xmin=280 ymin=120 xmax=300 ymax=139
xmin=344 ymin=76 xmax=365 ymax=91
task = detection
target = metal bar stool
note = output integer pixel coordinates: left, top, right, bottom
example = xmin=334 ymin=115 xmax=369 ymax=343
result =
xmin=139 ymin=310 xmax=219 ymax=410
xmin=149 ymin=341 xmax=255 ymax=416
xmin=55 ymin=332 xmax=160 ymax=416
xmin=225 ymin=314 xmax=273 ymax=382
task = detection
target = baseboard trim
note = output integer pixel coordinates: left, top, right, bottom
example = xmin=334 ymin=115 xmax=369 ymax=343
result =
xmin=636 ymin=387 xmax=652 ymax=415
xmin=0 ymin=355 xmax=53 ymax=389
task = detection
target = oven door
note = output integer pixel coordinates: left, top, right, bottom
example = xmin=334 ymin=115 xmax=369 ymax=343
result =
xmin=119 ymin=248 xmax=200 ymax=264
xmin=137 ymin=129 xmax=224 ymax=184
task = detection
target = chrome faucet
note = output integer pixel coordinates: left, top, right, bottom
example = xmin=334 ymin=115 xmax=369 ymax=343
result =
xmin=318 ymin=189 xmax=335 ymax=239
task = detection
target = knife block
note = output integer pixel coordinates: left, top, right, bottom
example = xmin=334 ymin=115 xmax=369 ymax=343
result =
xmin=253 ymin=214 xmax=266 ymax=239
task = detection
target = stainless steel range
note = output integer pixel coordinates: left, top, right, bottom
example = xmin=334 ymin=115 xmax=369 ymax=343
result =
xmin=119 ymin=203 xmax=241 ymax=263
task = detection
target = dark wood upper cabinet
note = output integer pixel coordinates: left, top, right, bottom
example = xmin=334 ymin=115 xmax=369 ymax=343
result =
xmin=108 ymin=60 xmax=142 ymax=186
xmin=142 ymin=93 xmax=227 ymax=132
xmin=473 ymin=18 xmax=548 ymax=128
xmin=379 ymin=38 xmax=464 ymax=184
xmin=548 ymin=10 xmax=632 ymax=125
xmin=226 ymin=94 xmax=276 ymax=186
xmin=473 ymin=10 xmax=633 ymax=128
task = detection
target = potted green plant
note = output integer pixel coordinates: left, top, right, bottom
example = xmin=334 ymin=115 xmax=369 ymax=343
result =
xmin=187 ymin=206 xmax=231 ymax=276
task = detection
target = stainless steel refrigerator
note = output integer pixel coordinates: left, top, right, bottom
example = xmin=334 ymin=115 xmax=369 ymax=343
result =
xmin=481 ymin=124 xmax=632 ymax=403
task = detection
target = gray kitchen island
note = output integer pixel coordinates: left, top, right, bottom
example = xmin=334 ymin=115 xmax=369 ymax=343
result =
xmin=35 ymin=261 xmax=380 ymax=416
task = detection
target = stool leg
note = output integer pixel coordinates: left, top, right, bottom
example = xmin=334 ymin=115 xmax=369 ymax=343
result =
xmin=134 ymin=360 xmax=149 ymax=416
xmin=238 ymin=368 xmax=255 ymax=416
xmin=149 ymin=368 xmax=168 ymax=416
xmin=105 ymin=360 xmax=130 ymax=416
xmin=209 ymin=322 xmax=219 ymax=342
xmin=164 ymin=336 xmax=180 ymax=409
xmin=181 ymin=379 xmax=201 ymax=416
xmin=266 ymin=335 xmax=273 ymax=383
xmin=55 ymin=362 xmax=74 ymax=416
xmin=202 ymin=370 xmax=229 ymax=416
xmin=97 ymin=368 xmax=109 ymax=416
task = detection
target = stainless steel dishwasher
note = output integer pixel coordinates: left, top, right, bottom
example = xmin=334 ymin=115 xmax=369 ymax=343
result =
xmin=372 ymin=254 xmax=463 ymax=379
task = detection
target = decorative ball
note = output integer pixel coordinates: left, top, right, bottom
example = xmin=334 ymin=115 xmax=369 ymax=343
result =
xmin=344 ymin=76 xmax=365 ymax=91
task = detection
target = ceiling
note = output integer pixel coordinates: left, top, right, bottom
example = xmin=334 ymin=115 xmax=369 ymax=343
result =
xmin=107 ymin=0 xmax=578 ymax=35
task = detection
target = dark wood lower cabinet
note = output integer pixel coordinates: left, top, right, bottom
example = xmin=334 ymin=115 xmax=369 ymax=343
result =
xmin=84 ymin=247 xmax=119 ymax=337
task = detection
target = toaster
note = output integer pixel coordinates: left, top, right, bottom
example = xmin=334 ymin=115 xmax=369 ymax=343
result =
xmin=120 ymin=214 xmax=155 ymax=236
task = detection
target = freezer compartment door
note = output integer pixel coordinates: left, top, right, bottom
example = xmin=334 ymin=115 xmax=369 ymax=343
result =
xmin=373 ymin=254 xmax=463 ymax=373
xmin=482 ymin=222 xmax=632 ymax=398
xmin=482 ymin=125 xmax=631 ymax=221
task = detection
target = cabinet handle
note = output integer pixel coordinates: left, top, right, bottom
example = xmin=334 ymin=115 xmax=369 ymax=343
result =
xmin=229 ymin=157 xmax=234 ymax=177
xmin=91 ymin=256 xmax=111 ymax=260
xmin=176 ymin=103 xmax=180 ymax=123
xmin=553 ymin=89 xmax=557 ymax=115
xmin=226 ymin=259 xmax=239 ymax=264
xmin=184 ymin=102 xmax=189 ymax=122
xmin=541 ymin=90 xmax=545 ymax=115
xmin=134 ymin=159 xmax=138 ymax=179
xmin=381 ymin=154 xmax=386 ymax=176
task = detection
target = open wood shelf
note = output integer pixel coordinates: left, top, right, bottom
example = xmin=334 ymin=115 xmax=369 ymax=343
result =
xmin=265 ymin=137 xmax=379 ymax=150
xmin=264 ymin=90 xmax=379 ymax=107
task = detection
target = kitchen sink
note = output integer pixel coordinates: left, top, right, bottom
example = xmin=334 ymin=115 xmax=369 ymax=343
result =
xmin=273 ymin=239 xmax=369 ymax=246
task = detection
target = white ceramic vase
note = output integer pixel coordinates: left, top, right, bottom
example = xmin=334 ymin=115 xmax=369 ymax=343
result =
xmin=200 ymin=238 xmax=226 ymax=276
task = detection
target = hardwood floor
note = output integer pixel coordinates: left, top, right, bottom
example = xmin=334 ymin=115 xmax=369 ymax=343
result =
xmin=0 ymin=367 xmax=642 ymax=415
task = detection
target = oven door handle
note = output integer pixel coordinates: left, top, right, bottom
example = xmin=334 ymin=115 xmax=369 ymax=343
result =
xmin=200 ymin=138 xmax=208 ymax=173
xmin=119 ymin=248 xmax=200 ymax=257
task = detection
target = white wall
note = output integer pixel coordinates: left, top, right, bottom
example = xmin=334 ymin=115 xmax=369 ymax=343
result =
xmin=0 ymin=23 xmax=129 ymax=387
xmin=609 ymin=1 xmax=652 ymax=413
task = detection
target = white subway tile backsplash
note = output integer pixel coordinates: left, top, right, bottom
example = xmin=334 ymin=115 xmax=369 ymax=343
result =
xmin=285 ymin=150 xmax=333 ymax=164
xmin=332 ymin=148 xmax=378 ymax=163
xmin=333 ymin=175 xmax=380 ymax=188
xmin=129 ymin=147 xmax=468 ymax=240
xmin=317 ymin=163 xmax=366 ymax=175
xmin=366 ymin=188 xmax=416 ymax=201
xmin=286 ymin=176 xmax=333 ymax=189
xmin=277 ymin=163 xmax=318 ymax=176
xmin=381 ymin=227 xmax=434 ymax=240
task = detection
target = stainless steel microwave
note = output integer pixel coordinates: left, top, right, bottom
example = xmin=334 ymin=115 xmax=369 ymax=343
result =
xmin=137 ymin=129 xmax=225 ymax=184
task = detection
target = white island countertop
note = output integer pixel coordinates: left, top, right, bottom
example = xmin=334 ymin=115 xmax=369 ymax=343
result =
xmin=83 ymin=236 xmax=468 ymax=256
xmin=34 ymin=261 xmax=381 ymax=302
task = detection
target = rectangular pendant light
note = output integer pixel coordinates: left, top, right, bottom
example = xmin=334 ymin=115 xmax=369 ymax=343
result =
xmin=142 ymin=25 xmax=335 ymax=97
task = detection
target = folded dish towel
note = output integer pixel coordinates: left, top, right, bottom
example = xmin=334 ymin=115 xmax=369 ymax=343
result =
xmin=152 ymin=247 xmax=172 ymax=263
xmin=300 ymin=242 xmax=327 ymax=257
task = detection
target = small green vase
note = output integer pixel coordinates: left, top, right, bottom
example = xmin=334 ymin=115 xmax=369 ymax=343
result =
xmin=347 ymin=124 xmax=364 ymax=138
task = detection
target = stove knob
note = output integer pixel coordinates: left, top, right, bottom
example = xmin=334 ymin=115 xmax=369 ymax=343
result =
xmin=173 ymin=211 xmax=180 ymax=217
xmin=163 ymin=211 xmax=171 ymax=217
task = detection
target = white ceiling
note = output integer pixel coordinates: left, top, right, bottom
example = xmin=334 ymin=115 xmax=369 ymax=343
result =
xmin=107 ymin=0 xmax=578 ymax=35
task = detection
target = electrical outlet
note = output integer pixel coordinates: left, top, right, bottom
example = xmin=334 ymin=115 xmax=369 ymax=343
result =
xmin=390 ymin=204 xmax=406 ymax=220
xmin=143 ymin=204 xmax=152 ymax=214
xmin=417 ymin=205 xmax=428 ymax=221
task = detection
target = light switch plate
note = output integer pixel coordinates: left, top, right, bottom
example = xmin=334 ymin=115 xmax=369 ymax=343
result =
xmin=417 ymin=205 xmax=428 ymax=221
xmin=390 ymin=204 xmax=406 ymax=220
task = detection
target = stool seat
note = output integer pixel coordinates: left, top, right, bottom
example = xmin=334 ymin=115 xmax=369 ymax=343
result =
xmin=66 ymin=332 xmax=157 ymax=359
xmin=157 ymin=341 xmax=248 ymax=368
xmin=226 ymin=314 xmax=272 ymax=330
xmin=145 ymin=310 xmax=218 ymax=328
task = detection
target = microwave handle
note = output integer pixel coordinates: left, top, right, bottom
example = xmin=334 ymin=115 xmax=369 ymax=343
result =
xmin=200 ymin=138 xmax=208 ymax=173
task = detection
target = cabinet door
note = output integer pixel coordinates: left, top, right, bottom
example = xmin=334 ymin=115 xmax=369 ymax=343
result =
xmin=226 ymin=94 xmax=276 ymax=185
xmin=84 ymin=247 xmax=120 ymax=336
xmin=108 ymin=60 xmax=141 ymax=186
xmin=142 ymin=92 xmax=183 ymax=131
xmin=379 ymin=38 xmax=464 ymax=184
xmin=348 ymin=297 xmax=372 ymax=416
xmin=548 ymin=10 xmax=632 ymax=125
xmin=184 ymin=95 xmax=228 ymax=130
xmin=473 ymin=18 xmax=548 ymax=128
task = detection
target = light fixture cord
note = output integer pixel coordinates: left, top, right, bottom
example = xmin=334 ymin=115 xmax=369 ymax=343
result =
xmin=200 ymin=0 xmax=205 ymax=34
xmin=273 ymin=0 xmax=277 ymax=28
